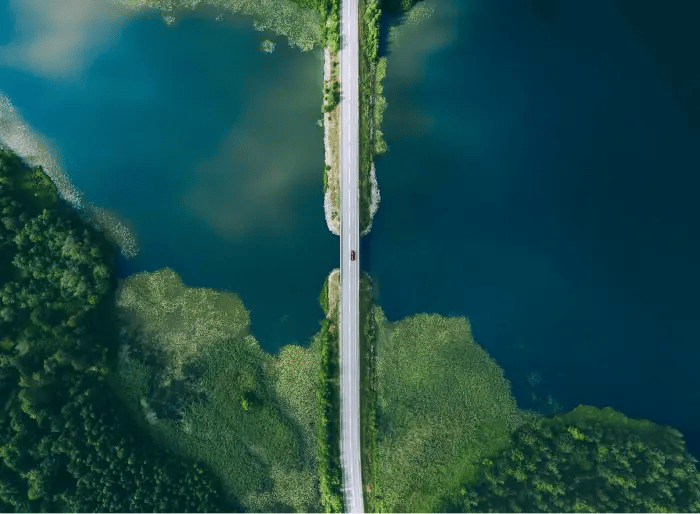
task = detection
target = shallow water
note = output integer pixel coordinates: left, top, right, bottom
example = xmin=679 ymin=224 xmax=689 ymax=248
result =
xmin=0 ymin=5 xmax=336 ymax=352
xmin=366 ymin=0 xmax=700 ymax=455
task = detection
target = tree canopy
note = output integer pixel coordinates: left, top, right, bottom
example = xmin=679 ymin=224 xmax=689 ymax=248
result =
xmin=442 ymin=406 xmax=700 ymax=513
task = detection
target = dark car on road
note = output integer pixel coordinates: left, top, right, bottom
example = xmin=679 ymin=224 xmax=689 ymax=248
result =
xmin=351 ymin=250 xmax=356 ymax=261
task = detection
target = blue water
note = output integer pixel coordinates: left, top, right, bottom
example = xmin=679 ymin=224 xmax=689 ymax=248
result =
xmin=0 ymin=6 xmax=335 ymax=351
xmin=366 ymin=0 xmax=700 ymax=456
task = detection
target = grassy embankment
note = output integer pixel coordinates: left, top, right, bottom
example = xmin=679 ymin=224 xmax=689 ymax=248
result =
xmin=358 ymin=273 xmax=383 ymax=511
xmin=358 ymin=0 xmax=381 ymax=234
xmin=316 ymin=270 xmax=344 ymax=512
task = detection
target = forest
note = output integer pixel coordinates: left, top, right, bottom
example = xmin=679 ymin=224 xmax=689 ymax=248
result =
xmin=0 ymin=149 xmax=231 ymax=512
xmin=440 ymin=406 xmax=700 ymax=512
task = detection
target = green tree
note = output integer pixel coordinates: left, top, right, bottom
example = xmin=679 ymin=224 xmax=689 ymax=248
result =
xmin=443 ymin=406 xmax=700 ymax=513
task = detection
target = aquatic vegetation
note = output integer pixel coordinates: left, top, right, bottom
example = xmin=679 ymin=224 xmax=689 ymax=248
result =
xmin=527 ymin=371 xmax=543 ymax=387
xmin=0 ymin=91 xmax=139 ymax=258
xmin=118 ymin=0 xmax=321 ymax=51
xmin=84 ymin=203 xmax=140 ymax=258
xmin=261 ymin=39 xmax=276 ymax=53
xmin=116 ymin=268 xmax=250 ymax=379
xmin=387 ymin=3 xmax=435 ymax=43
xmin=113 ymin=269 xmax=321 ymax=512
xmin=373 ymin=310 xmax=520 ymax=512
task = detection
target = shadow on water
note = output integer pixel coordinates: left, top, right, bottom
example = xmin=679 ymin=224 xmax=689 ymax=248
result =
xmin=378 ymin=12 xmax=401 ymax=58
xmin=525 ymin=0 xmax=560 ymax=23
xmin=611 ymin=0 xmax=700 ymax=133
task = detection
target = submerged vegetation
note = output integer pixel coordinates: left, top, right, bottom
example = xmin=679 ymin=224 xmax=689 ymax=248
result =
xmin=119 ymin=0 xmax=321 ymax=50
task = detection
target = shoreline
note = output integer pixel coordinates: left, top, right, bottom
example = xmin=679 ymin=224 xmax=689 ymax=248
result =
xmin=323 ymin=47 xmax=341 ymax=235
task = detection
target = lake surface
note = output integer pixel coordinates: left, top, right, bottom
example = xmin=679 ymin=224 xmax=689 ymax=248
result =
xmin=0 ymin=4 xmax=336 ymax=351
xmin=366 ymin=0 xmax=700 ymax=455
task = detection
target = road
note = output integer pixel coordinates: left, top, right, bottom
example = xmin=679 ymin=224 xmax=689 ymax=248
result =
xmin=338 ymin=0 xmax=363 ymax=510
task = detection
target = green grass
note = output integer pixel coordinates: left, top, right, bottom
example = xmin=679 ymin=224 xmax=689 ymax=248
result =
xmin=110 ymin=269 xmax=321 ymax=512
xmin=374 ymin=310 xmax=520 ymax=512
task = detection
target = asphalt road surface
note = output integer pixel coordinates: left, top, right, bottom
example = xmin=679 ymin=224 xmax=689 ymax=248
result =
xmin=338 ymin=0 xmax=363 ymax=510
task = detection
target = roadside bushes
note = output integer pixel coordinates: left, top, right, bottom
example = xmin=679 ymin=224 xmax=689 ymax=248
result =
xmin=363 ymin=0 xmax=382 ymax=61
xmin=373 ymin=57 xmax=388 ymax=155
xmin=319 ymin=273 xmax=330 ymax=315
xmin=316 ymin=318 xmax=344 ymax=512
xmin=320 ymin=0 xmax=341 ymax=52
xmin=359 ymin=276 xmax=383 ymax=512
xmin=323 ymin=164 xmax=331 ymax=192
xmin=323 ymin=80 xmax=341 ymax=113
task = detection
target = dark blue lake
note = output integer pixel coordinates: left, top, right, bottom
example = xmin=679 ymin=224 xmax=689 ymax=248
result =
xmin=366 ymin=0 xmax=700 ymax=456
xmin=0 ymin=5 xmax=336 ymax=351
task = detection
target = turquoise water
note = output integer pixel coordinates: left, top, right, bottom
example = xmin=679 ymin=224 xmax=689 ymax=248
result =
xmin=0 ymin=6 xmax=335 ymax=351
xmin=367 ymin=0 xmax=700 ymax=455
